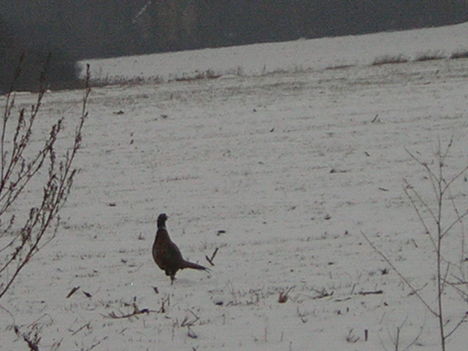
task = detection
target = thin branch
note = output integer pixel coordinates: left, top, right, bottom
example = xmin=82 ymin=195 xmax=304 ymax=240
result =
xmin=403 ymin=183 xmax=437 ymax=250
xmin=357 ymin=289 xmax=383 ymax=296
xmin=445 ymin=313 xmax=467 ymax=339
xmin=405 ymin=148 xmax=440 ymax=202
xmin=205 ymin=247 xmax=219 ymax=266
xmin=361 ymin=231 xmax=437 ymax=317
xmin=180 ymin=309 xmax=200 ymax=327
xmin=441 ymin=277 xmax=468 ymax=300
xmin=441 ymin=165 xmax=468 ymax=196
xmin=446 ymin=186 xmax=466 ymax=276
xmin=402 ymin=322 xmax=425 ymax=351
xmin=104 ymin=304 xmax=156 ymax=320
xmin=440 ymin=262 xmax=451 ymax=295
xmin=403 ymin=179 xmax=438 ymax=225
xmin=441 ymin=209 xmax=468 ymax=239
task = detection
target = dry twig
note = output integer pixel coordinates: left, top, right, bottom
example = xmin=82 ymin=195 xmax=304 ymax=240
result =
xmin=205 ymin=247 xmax=219 ymax=266
xmin=104 ymin=301 xmax=156 ymax=320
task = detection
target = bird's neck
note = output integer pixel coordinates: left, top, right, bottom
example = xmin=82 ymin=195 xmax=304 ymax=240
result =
xmin=157 ymin=218 xmax=166 ymax=228
xmin=156 ymin=227 xmax=170 ymax=241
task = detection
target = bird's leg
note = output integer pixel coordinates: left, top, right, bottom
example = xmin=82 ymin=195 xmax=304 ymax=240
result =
xmin=170 ymin=275 xmax=175 ymax=285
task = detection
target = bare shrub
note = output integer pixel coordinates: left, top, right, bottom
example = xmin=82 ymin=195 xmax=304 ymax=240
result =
xmin=450 ymin=50 xmax=468 ymax=60
xmin=326 ymin=64 xmax=353 ymax=71
xmin=90 ymin=75 xmax=163 ymax=88
xmin=362 ymin=140 xmax=468 ymax=351
xmin=0 ymin=62 xmax=91 ymax=299
xmin=414 ymin=50 xmax=445 ymax=62
xmin=175 ymin=69 xmax=221 ymax=82
xmin=104 ymin=297 xmax=159 ymax=320
xmin=378 ymin=316 xmax=424 ymax=351
xmin=372 ymin=55 xmax=409 ymax=66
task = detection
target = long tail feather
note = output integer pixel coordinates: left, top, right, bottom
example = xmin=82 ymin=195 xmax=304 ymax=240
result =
xmin=181 ymin=260 xmax=208 ymax=271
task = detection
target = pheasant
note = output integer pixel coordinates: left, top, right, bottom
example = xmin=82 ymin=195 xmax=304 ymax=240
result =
xmin=152 ymin=213 xmax=208 ymax=283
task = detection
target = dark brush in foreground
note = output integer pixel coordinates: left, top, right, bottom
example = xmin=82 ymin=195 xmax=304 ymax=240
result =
xmin=152 ymin=213 xmax=209 ymax=284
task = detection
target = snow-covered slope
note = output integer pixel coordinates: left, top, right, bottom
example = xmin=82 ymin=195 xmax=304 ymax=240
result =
xmin=2 ymin=23 xmax=468 ymax=351
xmin=80 ymin=22 xmax=468 ymax=83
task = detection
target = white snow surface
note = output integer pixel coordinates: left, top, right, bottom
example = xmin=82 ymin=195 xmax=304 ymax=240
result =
xmin=2 ymin=24 xmax=468 ymax=350
xmin=79 ymin=22 xmax=468 ymax=84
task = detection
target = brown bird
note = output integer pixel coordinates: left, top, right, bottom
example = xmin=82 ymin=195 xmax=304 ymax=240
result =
xmin=152 ymin=213 xmax=208 ymax=284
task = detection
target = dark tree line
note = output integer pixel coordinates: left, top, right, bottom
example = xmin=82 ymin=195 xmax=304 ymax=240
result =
xmin=138 ymin=0 xmax=468 ymax=53
xmin=1 ymin=0 xmax=467 ymax=90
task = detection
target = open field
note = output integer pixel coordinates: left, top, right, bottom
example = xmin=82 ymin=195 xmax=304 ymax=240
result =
xmin=80 ymin=21 xmax=468 ymax=84
xmin=1 ymin=24 xmax=468 ymax=351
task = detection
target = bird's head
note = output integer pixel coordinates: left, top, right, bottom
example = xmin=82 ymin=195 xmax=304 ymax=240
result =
xmin=157 ymin=213 xmax=168 ymax=228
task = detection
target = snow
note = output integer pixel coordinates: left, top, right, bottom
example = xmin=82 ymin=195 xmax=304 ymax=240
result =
xmin=1 ymin=23 xmax=468 ymax=350
xmin=79 ymin=21 xmax=468 ymax=84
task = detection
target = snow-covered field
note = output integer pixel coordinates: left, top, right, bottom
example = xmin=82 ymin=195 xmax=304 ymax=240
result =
xmin=80 ymin=21 xmax=468 ymax=84
xmin=1 ymin=23 xmax=468 ymax=350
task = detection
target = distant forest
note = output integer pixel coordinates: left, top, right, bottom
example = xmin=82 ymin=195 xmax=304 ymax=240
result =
xmin=1 ymin=0 xmax=467 ymax=90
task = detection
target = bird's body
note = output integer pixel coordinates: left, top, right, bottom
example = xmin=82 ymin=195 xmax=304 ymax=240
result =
xmin=152 ymin=213 xmax=208 ymax=283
